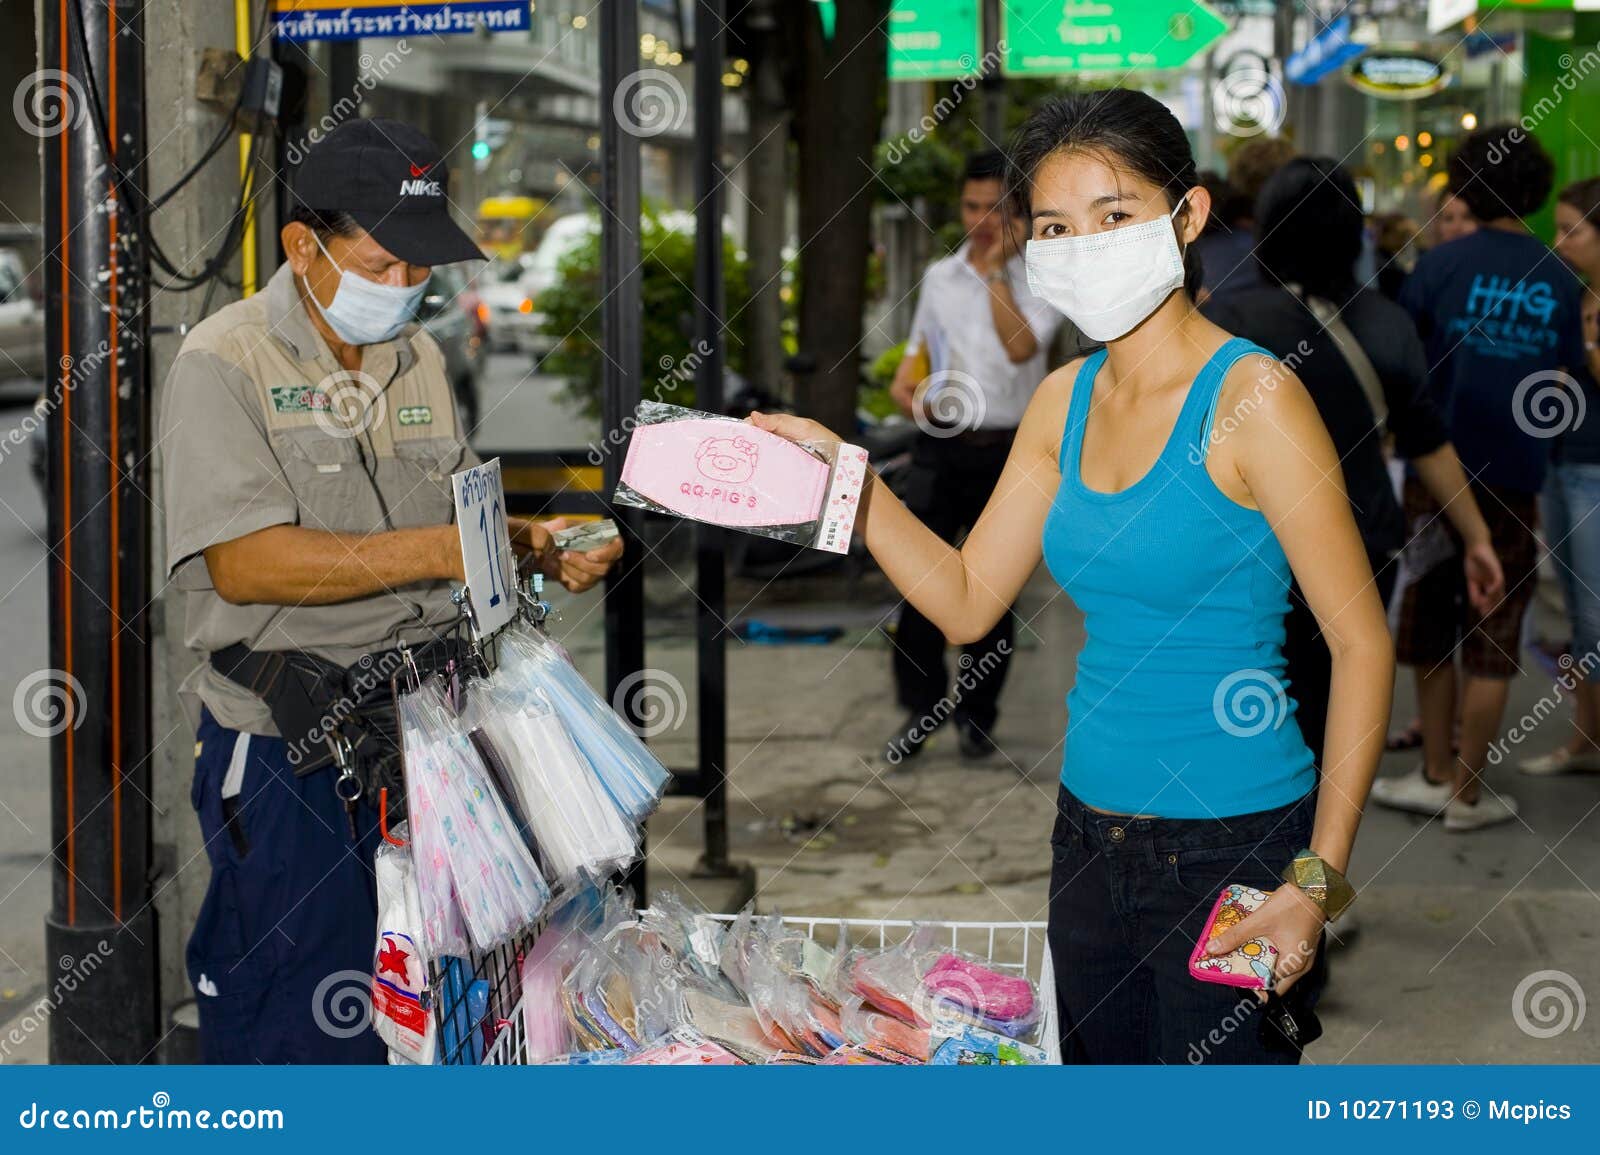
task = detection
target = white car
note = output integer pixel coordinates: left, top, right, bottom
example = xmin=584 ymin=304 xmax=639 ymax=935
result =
xmin=517 ymin=214 xmax=600 ymax=358
xmin=477 ymin=257 xmax=540 ymax=354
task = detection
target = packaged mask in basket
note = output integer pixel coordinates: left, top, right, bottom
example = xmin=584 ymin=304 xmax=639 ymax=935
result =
xmin=623 ymin=1028 xmax=745 ymax=1066
xmin=847 ymin=926 xmax=942 ymax=1024
xmin=920 ymin=952 xmax=1040 ymax=1039
xmin=926 ymin=1014 xmax=1050 ymax=1066
xmin=613 ymin=400 xmax=869 ymax=554
xmin=820 ymin=1043 xmax=921 ymax=1065
xmin=839 ymin=995 xmax=929 ymax=1061
xmin=682 ymin=989 xmax=784 ymax=1063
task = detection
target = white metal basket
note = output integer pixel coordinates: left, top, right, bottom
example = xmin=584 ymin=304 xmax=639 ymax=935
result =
xmin=481 ymin=914 xmax=1057 ymax=1065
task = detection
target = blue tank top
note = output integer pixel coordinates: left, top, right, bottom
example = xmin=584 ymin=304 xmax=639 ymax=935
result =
xmin=1041 ymin=338 xmax=1315 ymax=818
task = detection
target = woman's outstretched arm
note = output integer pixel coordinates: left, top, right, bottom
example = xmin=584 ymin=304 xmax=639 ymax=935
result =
xmin=748 ymin=358 xmax=1079 ymax=644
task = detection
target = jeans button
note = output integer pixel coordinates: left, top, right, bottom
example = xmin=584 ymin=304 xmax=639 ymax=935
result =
xmin=1108 ymin=825 xmax=1125 ymax=843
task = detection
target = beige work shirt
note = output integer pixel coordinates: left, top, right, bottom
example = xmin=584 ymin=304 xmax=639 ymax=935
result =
xmin=158 ymin=262 xmax=480 ymax=734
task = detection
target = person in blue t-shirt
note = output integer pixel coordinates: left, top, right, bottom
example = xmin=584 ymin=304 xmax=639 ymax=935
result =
xmin=1522 ymin=177 xmax=1600 ymax=777
xmin=1376 ymin=127 xmax=1589 ymax=831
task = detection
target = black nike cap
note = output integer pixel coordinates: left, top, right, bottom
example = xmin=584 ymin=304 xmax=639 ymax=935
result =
xmin=290 ymin=117 xmax=485 ymax=266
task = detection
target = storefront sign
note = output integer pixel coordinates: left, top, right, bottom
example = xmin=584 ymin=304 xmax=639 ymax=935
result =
xmin=272 ymin=0 xmax=529 ymax=42
xmin=1430 ymin=0 xmax=1600 ymax=33
xmin=888 ymin=0 xmax=985 ymax=80
xmin=1286 ymin=16 xmax=1366 ymax=86
xmin=1347 ymin=52 xmax=1452 ymax=100
xmin=1002 ymin=0 xmax=1229 ymax=75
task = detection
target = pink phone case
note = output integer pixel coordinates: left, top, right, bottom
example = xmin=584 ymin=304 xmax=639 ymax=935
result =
xmin=1187 ymin=883 xmax=1279 ymax=989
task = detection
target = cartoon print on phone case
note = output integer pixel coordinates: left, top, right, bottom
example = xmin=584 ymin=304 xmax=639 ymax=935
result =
xmin=1188 ymin=883 xmax=1279 ymax=989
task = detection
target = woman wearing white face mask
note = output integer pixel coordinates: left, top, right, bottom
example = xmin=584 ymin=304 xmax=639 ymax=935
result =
xmin=751 ymin=89 xmax=1393 ymax=1063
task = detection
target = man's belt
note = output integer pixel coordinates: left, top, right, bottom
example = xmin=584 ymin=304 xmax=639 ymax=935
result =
xmin=209 ymin=637 xmax=473 ymax=808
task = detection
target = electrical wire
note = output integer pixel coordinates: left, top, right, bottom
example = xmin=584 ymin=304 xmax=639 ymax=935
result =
xmin=67 ymin=0 xmax=276 ymax=294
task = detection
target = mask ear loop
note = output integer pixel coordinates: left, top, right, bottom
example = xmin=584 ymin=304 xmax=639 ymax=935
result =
xmin=1169 ymin=189 xmax=1196 ymax=289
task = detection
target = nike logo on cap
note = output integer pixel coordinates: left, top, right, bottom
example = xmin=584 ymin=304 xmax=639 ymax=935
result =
xmin=408 ymin=162 xmax=433 ymax=178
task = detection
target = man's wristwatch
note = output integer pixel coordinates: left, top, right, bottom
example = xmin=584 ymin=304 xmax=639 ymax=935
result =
xmin=1281 ymin=849 xmax=1356 ymax=921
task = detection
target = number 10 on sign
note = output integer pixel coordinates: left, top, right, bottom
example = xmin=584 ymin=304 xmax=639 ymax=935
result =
xmin=452 ymin=457 xmax=517 ymax=638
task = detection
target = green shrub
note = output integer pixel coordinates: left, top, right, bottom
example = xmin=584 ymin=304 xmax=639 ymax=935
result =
xmin=538 ymin=209 xmax=752 ymax=417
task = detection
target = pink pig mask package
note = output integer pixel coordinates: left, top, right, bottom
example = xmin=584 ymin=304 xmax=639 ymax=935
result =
xmin=613 ymin=400 xmax=870 ymax=554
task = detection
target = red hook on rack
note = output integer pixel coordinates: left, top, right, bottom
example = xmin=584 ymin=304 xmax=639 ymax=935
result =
xmin=380 ymin=788 xmax=408 ymax=847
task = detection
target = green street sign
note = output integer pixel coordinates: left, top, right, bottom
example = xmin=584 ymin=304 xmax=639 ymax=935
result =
xmin=888 ymin=0 xmax=985 ymax=80
xmin=1002 ymin=0 xmax=1230 ymax=75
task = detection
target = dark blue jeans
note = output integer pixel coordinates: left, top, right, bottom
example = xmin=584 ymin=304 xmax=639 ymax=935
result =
xmin=1047 ymin=783 xmax=1322 ymax=1064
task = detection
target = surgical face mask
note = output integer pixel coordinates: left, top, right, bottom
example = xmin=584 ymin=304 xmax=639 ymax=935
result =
xmin=303 ymin=232 xmax=426 ymax=346
xmin=1024 ymin=194 xmax=1190 ymax=342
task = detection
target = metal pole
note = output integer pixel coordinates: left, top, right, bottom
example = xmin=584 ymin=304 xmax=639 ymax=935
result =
xmin=599 ymin=0 xmax=647 ymax=899
xmin=43 ymin=0 xmax=158 ymax=1063
xmin=693 ymin=0 xmax=730 ymax=876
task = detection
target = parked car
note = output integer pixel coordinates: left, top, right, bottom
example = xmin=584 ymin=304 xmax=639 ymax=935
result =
xmin=0 ymin=246 xmax=46 ymax=404
xmin=516 ymin=213 xmax=599 ymax=361
xmin=476 ymin=257 xmax=540 ymax=354
xmin=416 ymin=264 xmax=484 ymax=433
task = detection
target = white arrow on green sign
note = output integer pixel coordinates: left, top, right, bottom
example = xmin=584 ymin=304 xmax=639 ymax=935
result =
xmin=1002 ymin=0 xmax=1230 ymax=75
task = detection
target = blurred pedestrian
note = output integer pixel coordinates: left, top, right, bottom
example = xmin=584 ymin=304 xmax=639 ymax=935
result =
xmin=1203 ymin=157 xmax=1504 ymax=765
xmin=1371 ymin=211 xmax=1421 ymax=300
xmin=1523 ymin=177 xmax=1600 ymax=775
xmin=884 ymin=150 xmax=1062 ymax=762
xmin=1192 ymin=169 xmax=1252 ymax=303
xmin=1374 ymin=127 xmax=1589 ymax=831
xmin=1430 ymin=188 xmax=1479 ymax=248
xmin=1200 ymin=136 xmax=1297 ymax=300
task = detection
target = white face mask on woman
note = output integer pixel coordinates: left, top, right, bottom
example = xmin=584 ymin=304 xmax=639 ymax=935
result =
xmin=1024 ymin=193 xmax=1190 ymax=342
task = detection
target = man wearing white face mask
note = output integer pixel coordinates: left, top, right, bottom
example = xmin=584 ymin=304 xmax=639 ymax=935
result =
xmin=156 ymin=119 xmax=622 ymax=1063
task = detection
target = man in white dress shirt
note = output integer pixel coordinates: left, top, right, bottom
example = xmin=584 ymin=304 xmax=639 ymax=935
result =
xmin=885 ymin=151 xmax=1063 ymax=764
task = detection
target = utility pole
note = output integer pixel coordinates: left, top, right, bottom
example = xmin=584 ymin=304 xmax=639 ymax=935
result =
xmin=42 ymin=0 xmax=158 ymax=1063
